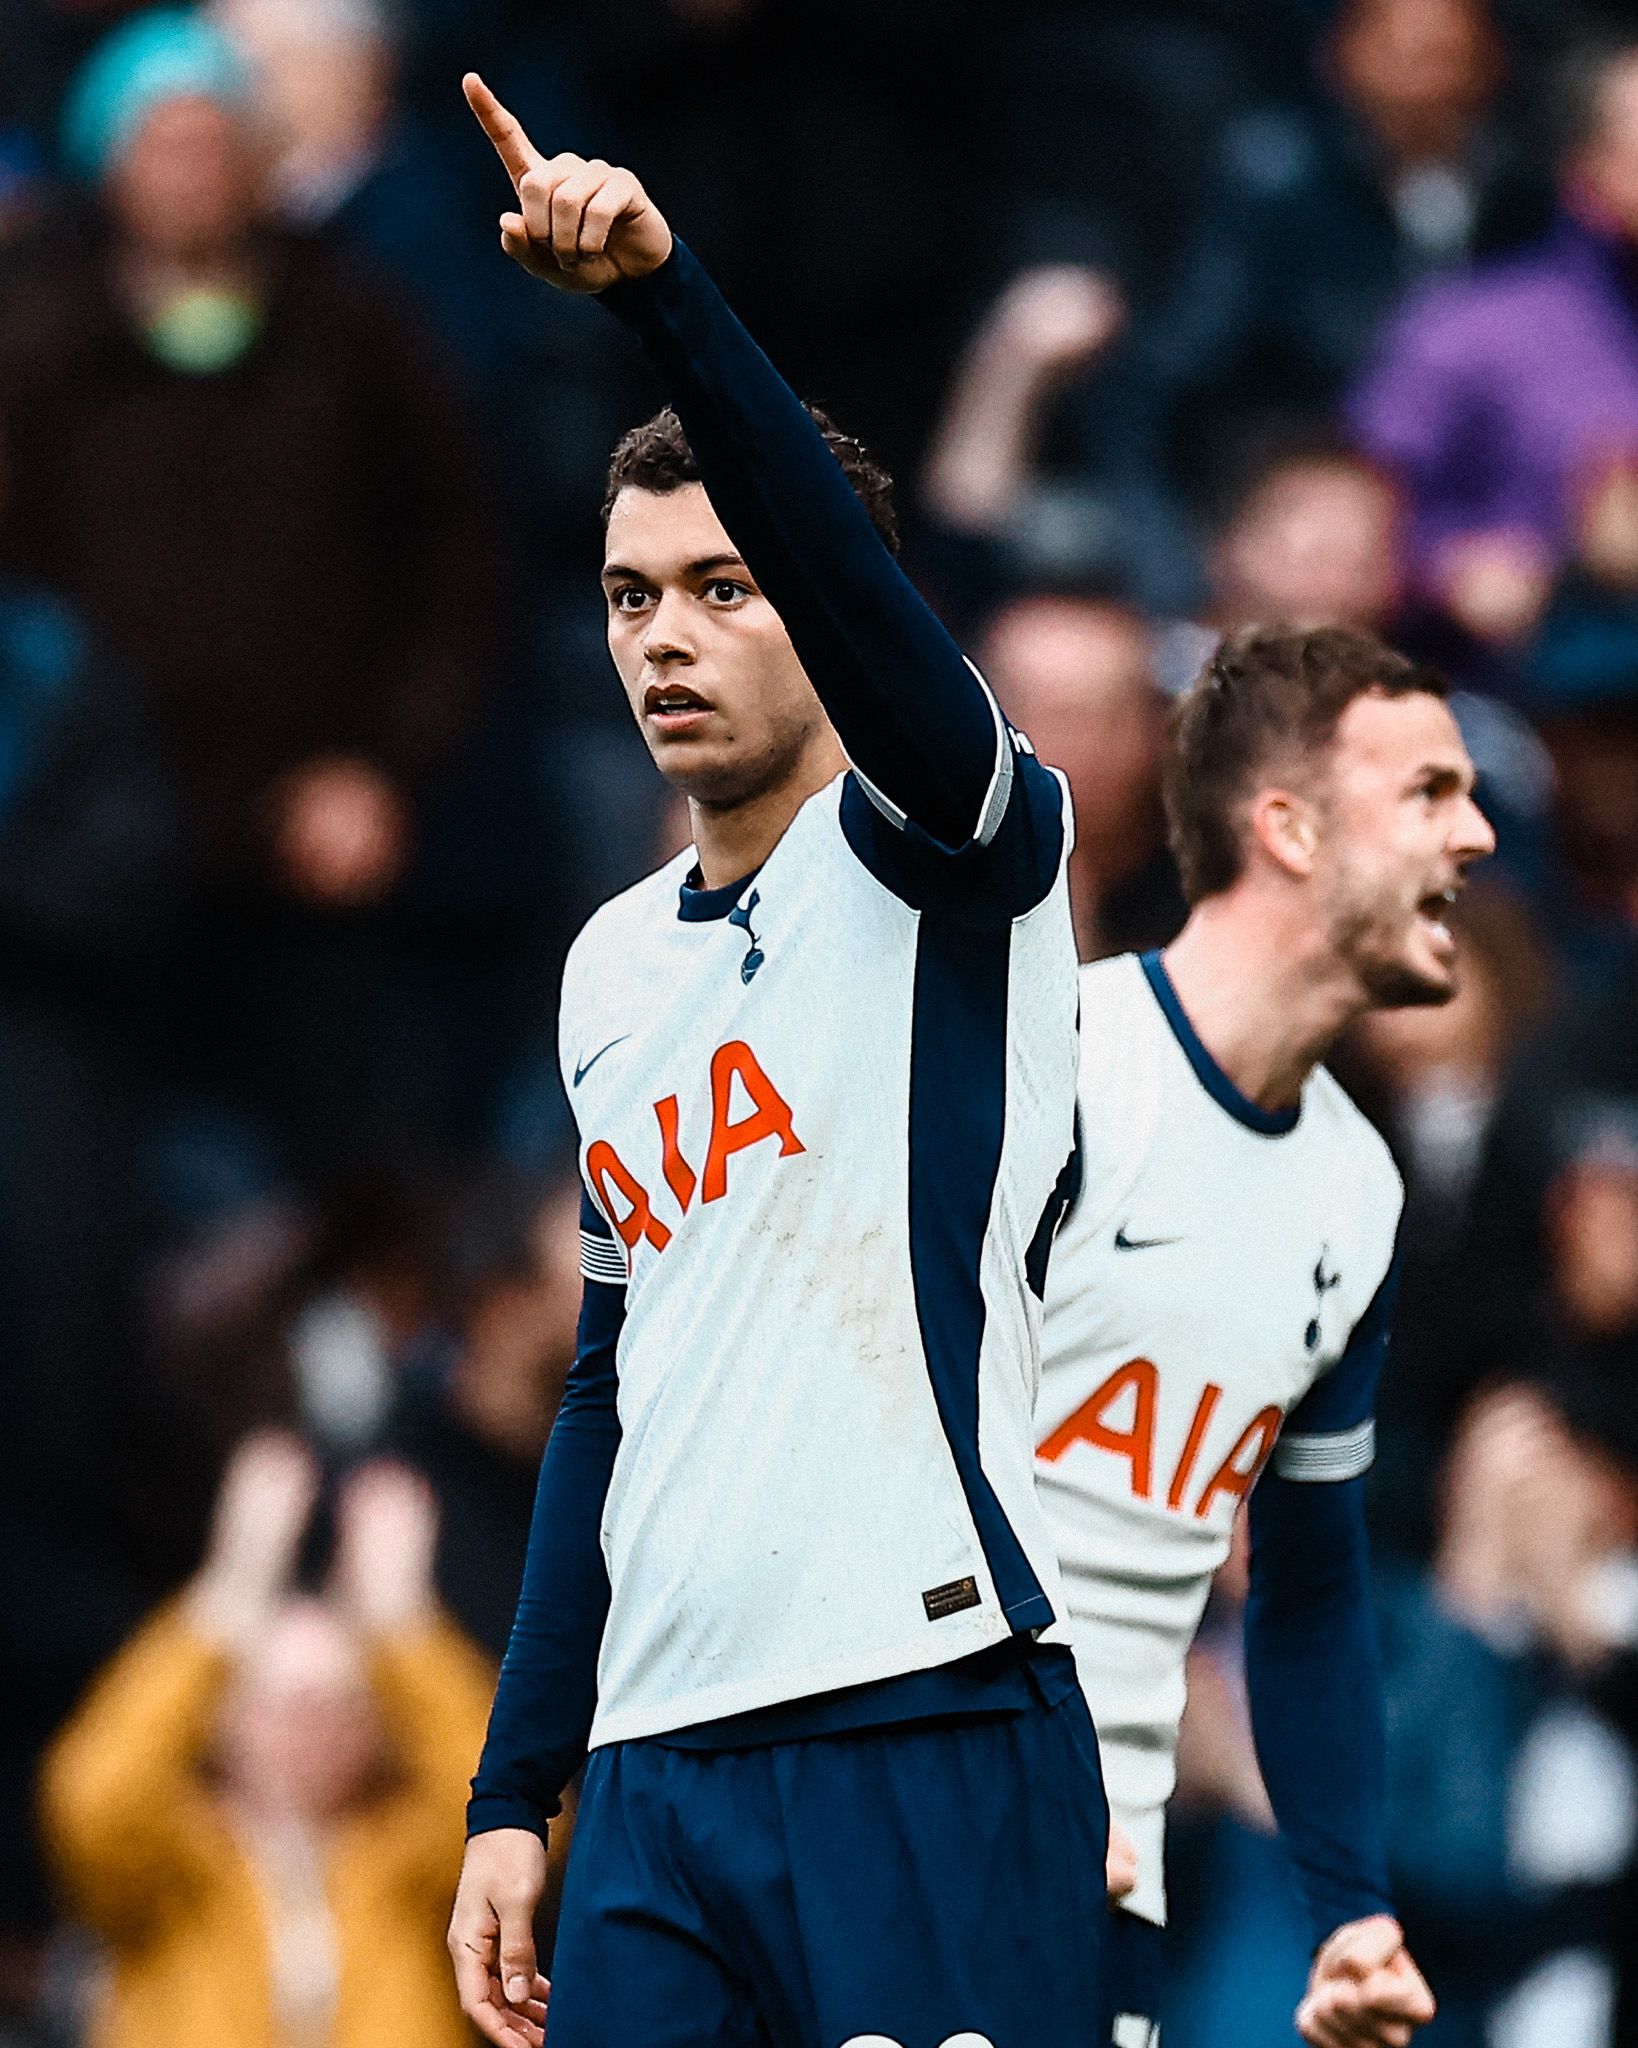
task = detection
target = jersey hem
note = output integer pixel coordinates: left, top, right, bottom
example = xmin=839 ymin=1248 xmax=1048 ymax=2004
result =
xmin=587 ymin=1607 xmax=1033 ymax=1750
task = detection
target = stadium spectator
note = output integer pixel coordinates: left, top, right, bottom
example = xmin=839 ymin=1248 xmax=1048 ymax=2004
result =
xmin=1147 ymin=435 xmax=1410 ymax=693
xmin=40 ymin=1433 xmax=497 ymax=2048
xmin=919 ymin=261 xmax=1153 ymax=610
xmin=0 ymin=8 xmax=504 ymax=1185
xmin=1350 ymin=38 xmax=1638 ymax=652
xmin=1378 ymin=1380 xmax=1638 ymax=2045
xmin=1502 ymin=450 xmax=1638 ymax=988
xmin=917 ymin=0 xmax=1537 ymax=609
xmin=1109 ymin=0 xmax=1543 ymax=567
xmin=1451 ymin=935 xmax=1638 ymax=1474
xmin=207 ymin=0 xmax=641 ymax=589
xmin=979 ymin=594 xmax=1182 ymax=960
xmin=0 ymin=564 xmax=186 ymax=1990
xmin=1206 ymin=439 xmax=1407 ymax=639
xmin=981 ymin=1 xmax=1261 ymax=311
xmin=385 ymin=1164 xmax=582 ymax=1660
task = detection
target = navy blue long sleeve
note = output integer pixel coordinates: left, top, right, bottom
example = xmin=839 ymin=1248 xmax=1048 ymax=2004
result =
xmin=1243 ymin=1262 xmax=1398 ymax=1945
xmin=602 ymin=241 xmax=1006 ymax=852
xmin=466 ymin=1263 xmax=624 ymax=1838
xmin=1246 ymin=1470 xmax=1393 ymax=1944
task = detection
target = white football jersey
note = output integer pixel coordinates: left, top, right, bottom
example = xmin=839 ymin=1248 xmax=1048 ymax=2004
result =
xmin=565 ymin=765 xmax=1081 ymax=1750
xmin=1037 ymin=951 xmax=1402 ymax=1925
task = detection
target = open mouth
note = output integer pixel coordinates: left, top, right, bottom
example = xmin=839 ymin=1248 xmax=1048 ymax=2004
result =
xmin=643 ymin=681 xmax=713 ymax=731
xmin=1416 ymin=884 xmax=1460 ymax=949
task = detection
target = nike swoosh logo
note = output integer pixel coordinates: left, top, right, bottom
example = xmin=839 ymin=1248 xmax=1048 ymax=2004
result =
xmin=1114 ymin=1226 xmax=1182 ymax=1251
xmin=573 ymin=1035 xmax=629 ymax=1087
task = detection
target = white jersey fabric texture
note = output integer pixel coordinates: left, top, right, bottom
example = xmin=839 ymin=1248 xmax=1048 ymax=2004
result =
xmin=564 ymin=768 xmax=1081 ymax=1750
xmin=1037 ymin=951 xmax=1403 ymax=1925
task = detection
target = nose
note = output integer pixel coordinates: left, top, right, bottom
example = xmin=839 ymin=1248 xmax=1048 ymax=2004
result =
xmin=1456 ymin=791 xmax=1497 ymax=863
xmin=641 ymin=587 xmax=695 ymax=667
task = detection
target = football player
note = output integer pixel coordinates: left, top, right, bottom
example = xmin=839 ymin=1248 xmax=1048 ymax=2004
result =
xmin=447 ymin=78 xmax=1107 ymax=2048
xmin=1038 ymin=626 xmax=1490 ymax=2047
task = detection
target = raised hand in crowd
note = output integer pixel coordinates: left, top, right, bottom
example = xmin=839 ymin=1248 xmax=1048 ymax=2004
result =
xmin=923 ymin=264 xmax=1127 ymax=533
xmin=184 ymin=1428 xmax=320 ymax=1652
xmin=1437 ymin=1382 xmax=1638 ymax=1671
xmin=331 ymin=1457 xmax=439 ymax=1635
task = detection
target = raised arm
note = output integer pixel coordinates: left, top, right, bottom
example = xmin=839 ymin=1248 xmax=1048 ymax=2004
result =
xmin=40 ymin=1605 xmax=232 ymax=1946
xmin=463 ymin=75 xmax=1010 ymax=853
xmin=44 ymin=1432 xmax=319 ymax=1946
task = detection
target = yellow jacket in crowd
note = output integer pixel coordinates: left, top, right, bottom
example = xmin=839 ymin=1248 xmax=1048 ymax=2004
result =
xmin=39 ymin=1601 xmax=496 ymax=2048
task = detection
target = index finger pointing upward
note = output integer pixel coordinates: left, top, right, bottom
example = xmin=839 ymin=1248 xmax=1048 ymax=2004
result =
xmin=463 ymin=73 xmax=543 ymax=190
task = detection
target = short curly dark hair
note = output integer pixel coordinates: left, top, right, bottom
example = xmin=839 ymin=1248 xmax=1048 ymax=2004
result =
xmin=603 ymin=404 xmax=900 ymax=556
xmin=1164 ymin=626 xmax=1449 ymax=904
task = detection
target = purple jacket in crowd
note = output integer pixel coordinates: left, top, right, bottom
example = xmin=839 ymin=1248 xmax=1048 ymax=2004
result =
xmin=1348 ymin=214 xmax=1638 ymax=583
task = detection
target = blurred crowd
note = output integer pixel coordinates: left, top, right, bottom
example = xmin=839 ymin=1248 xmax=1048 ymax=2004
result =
xmin=8 ymin=0 xmax=1638 ymax=2044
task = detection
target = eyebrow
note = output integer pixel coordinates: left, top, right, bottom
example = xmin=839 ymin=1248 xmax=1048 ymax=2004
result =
xmin=601 ymin=553 xmax=750 ymax=583
xmin=1414 ymin=762 xmax=1472 ymax=793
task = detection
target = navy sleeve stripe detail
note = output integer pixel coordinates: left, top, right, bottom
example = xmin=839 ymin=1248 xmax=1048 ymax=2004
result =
xmin=1025 ymin=1145 xmax=1080 ymax=1301
xmin=851 ymin=766 xmax=909 ymax=833
xmin=579 ymin=1186 xmax=614 ymax=1238
xmin=970 ymin=662 xmax=1015 ymax=847
xmin=1273 ymin=1418 xmax=1376 ymax=1482
xmin=907 ymin=910 xmax=1053 ymax=1634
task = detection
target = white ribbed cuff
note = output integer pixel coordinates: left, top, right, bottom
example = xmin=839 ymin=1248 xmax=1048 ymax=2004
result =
xmin=1272 ymin=1417 xmax=1375 ymax=1483
xmin=579 ymin=1230 xmax=627 ymax=1287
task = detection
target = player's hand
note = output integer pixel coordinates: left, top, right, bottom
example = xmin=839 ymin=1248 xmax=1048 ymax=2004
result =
xmin=448 ymin=1828 xmax=552 ymax=2048
xmin=1297 ymin=1915 xmax=1435 ymax=2048
xmin=463 ymin=73 xmax=672 ymax=294
xmin=1106 ymin=1819 xmax=1139 ymax=1901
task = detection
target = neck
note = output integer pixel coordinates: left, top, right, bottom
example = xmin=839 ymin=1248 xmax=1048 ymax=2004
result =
xmin=229 ymin=1784 xmax=326 ymax=1835
xmin=1161 ymin=889 xmax=1367 ymax=1112
xmin=688 ymin=734 xmax=847 ymax=890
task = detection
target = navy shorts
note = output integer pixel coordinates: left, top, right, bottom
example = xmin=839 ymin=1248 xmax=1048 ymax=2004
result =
xmin=545 ymin=1687 xmax=1109 ymax=2048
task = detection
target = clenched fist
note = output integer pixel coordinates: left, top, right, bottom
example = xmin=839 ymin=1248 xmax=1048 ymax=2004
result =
xmin=1297 ymin=1914 xmax=1436 ymax=2048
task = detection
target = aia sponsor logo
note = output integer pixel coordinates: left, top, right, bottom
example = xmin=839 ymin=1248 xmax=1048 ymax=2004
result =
xmin=586 ymin=1039 xmax=804 ymax=1265
xmin=1037 ymin=1358 xmax=1282 ymax=1520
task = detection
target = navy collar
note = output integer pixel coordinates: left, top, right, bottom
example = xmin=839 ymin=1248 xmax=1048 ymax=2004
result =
xmin=1138 ymin=950 xmax=1300 ymax=1136
xmin=677 ymin=865 xmax=760 ymax=922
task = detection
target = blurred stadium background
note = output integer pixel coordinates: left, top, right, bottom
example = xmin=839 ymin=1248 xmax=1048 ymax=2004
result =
xmin=8 ymin=0 xmax=1638 ymax=2042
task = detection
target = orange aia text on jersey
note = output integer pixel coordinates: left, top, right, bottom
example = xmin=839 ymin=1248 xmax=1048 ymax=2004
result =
xmin=585 ymin=1039 xmax=805 ymax=1257
xmin=1037 ymin=1358 xmax=1282 ymax=1520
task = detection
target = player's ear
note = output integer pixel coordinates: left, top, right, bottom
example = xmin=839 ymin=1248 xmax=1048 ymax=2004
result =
xmin=1247 ymin=787 xmax=1319 ymax=879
